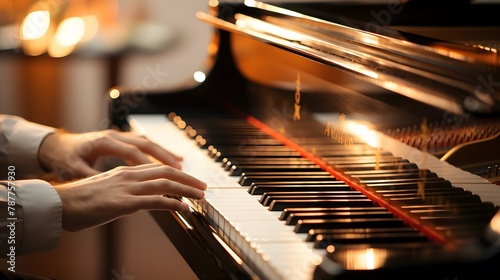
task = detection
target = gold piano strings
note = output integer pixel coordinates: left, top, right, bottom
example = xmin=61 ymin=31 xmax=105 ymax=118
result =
xmin=323 ymin=113 xmax=354 ymax=147
xmin=293 ymin=73 xmax=301 ymax=121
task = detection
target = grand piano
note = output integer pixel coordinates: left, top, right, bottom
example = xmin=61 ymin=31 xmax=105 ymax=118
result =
xmin=109 ymin=1 xmax=500 ymax=279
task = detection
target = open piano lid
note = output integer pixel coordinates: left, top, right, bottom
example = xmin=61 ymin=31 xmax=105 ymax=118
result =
xmin=198 ymin=0 xmax=500 ymax=115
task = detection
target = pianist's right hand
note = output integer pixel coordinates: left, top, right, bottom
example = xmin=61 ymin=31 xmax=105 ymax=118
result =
xmin=53 ymin=163 xmax=207 ymax=232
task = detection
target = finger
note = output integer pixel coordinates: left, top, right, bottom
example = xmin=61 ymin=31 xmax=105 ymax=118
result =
xmin=112 ymin=131 xmax=184 ymax=161
xmin=131 ymin=178 xmax=205 ymax=199
xmin=107 ymin=131 xmax=183 ymax=169
xmin=91 ymin=136 xmax=152 ymax=166
xmin=131 ymin=196 xmax=190 ymax=212
xmin=125 ymin=165 xmax=207 ymax=190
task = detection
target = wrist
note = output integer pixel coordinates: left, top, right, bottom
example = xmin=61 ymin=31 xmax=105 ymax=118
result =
xmin=38 ymin=132 xmax=58 ymax=172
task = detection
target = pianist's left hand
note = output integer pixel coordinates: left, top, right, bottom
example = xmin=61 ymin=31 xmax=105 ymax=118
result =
xmin=38 ymin=129 xmax=183 ymax=180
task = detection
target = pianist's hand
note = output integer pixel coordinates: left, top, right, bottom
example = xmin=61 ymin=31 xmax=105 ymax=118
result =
xmin=38 ymin=129 xmax=183 ymax=180
xmin=53 ymin=163 xmax=206 ymax=232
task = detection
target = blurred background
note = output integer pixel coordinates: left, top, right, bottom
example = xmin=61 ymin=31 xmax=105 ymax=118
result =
xmin=0 ymin=0 xmax=213 ymax=279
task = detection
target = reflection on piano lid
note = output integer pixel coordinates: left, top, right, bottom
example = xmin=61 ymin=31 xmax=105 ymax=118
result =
xmin=197 ymin=0 xmax=500 ymax=115
xmin=109 ymin=1 xmax=500 ymax=279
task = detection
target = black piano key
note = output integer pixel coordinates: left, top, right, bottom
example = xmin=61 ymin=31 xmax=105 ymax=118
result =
xmin=223 ymin=159 xmax=315 ymax=170
xmin=304 ymin=144 xmax=379 ymax=155
xmin=359 ymin=177 xmax=447 ymax=186
xmin=401 ymin=201 xmax=495 ymax=210
xmin=325 ymin=156 xmax=405 ymax=164
xmin=248 ymin=183 xmax=351 ymax=195
xmin=261 ymin=193 xmax=367 ymax=206
xmin=435 ymin=224 xmax=495 ymax=241
xmin=219 ymin=151 xmax=303 ymax=162
xmin=280 ymin=206 xmax=387 ymax=221
xmin=365 ymin=180 xmax=452 ymax=190
xmin=200 ymin=139 xmax=283 ymax=146
xmin=337 ymin=162 xmax=418 ymax=172
xmin=306 ymin=227 xmax=421 ymax=242
xmin=317 ymin=150 xmax=392 ymax=157
xmin=228 ymin=164 xmax=323 ymax=176
xmin=314 ymin=231 xmax=429 ymax=248
xmin=407 ymin=204 xmax=498 ymax=215
xmin=293 ymin=138 xmax=366 ymax=145
xmin=333 ymin=159 xmax=412 ymax=169
xmin=355 ymin=172 xmax=440 ymax=184
xmin=419 ymin=213 xmax=496 ymax=227
xmin=223 ymin=157 xmax=313 ymax=166
xmin=268 ymin=199 xmax=375 ymax=211
xmin=376 ymin=187 xmax=467 ymax=197
xmin=346 ymin=169 xmax=431 ymax=178
xmin=396 ymin=196 xmax=481 ymax=208
xmin=239 ymin=174 xmax=335 ymax=186
xmin=212 ymin=145 xmax=295 ymax=153
xmin=294 ymin=217 xmax=405 ymax=233
xmin=286 ymin=210 xmax=394 ymax=225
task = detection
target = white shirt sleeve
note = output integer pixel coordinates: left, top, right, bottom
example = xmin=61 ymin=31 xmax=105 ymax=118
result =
xmin=0 ymin=115 xmax=62 ymax=255
xmin=0 ymin=114 xmax=56 ymax=179
xmin=0 ymin=180 xmax=62 ymax=255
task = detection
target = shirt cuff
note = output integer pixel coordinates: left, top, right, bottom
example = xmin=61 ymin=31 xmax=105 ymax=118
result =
xmin=3 ymin=116 xmax=55 ymax=178
xmin=15 ymin=180 xmax=62 ymax=254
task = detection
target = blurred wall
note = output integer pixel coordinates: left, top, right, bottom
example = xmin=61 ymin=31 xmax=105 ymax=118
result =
xmin=0 ymin=0 xmax=211 ymax=279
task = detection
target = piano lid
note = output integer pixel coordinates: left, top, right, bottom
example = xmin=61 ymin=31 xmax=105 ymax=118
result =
xmin=198 ymin=1 xmax=500 ymax=115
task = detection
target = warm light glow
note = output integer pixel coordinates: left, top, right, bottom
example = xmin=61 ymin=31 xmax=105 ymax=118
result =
xmin=193 ymin=71 xmax=206 ymax=83
xmin=364 ymin=248 xmax=376 ymax=270
xmin=48 ymin=17 xmax=86 ymax=58
xmin=20 ymin=10 xmax=50 ymax=40
xmin=235 ymin=14 xmax=306 ymax=41
xmin=80 ymin=15 xmax=99 ymax=43
xmin=344 ymin=122 xmax=379 ymax=148
xmin=489 ymin=212 xmax=500 ymax=235
xmin=361 ymin=34 xmax=379 ymax=46
xmin=327 ymin=245 xmax=336 ymax=253
xmin=353 ymin=64 xmax=379 ymax=79
xmin=109 ymin=89 xmax=120 ymax=99
xmin=208 ymin=0 xmax=219 ymax=7
xmin=344 ymin=248 xmax=388 ymax=270
xmin=55 ymin=17 xmax=85 ymax=46
xmin=244 ymin=0 xmax=256 ymax=6
xmin=177 ymin=120 xmax=187 ymax=129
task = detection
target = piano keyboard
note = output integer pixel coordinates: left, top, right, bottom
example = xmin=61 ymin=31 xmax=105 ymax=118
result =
xmin=129 ymin=113 xmax=500 ymax=279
